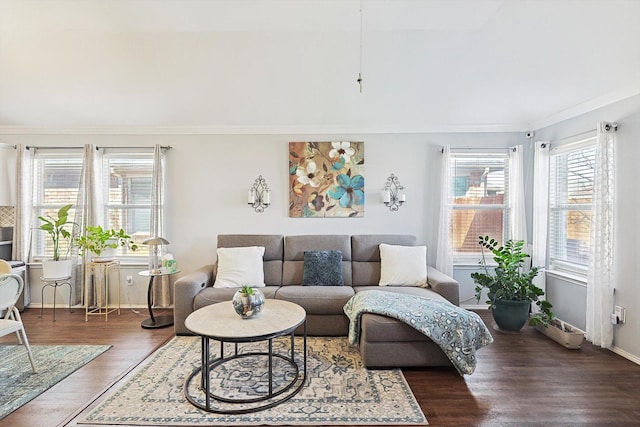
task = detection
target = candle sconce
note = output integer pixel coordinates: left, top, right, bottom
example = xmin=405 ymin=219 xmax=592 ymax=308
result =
xmin=382 ymin=173 xmax=406 ymax=211
xmin=248 ymin=175 xmax=271 ymax=213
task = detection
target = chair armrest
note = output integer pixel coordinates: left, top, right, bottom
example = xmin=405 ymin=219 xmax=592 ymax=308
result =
xmin=427 ymin=266 xmax=460 ymax=306
xmin=173 ymin=264 xmax=214 ymax=335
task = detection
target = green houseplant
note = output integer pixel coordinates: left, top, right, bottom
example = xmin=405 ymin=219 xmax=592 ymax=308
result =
xmin=38 ymin=203 xmax=77 ymax=277
xmin=76 ymin=225 xmax=138 ymax=260
xmin=231 ymin=285 xmax=265 ymax=319
xmin=471 ymin=236 xmax=554 ymax=331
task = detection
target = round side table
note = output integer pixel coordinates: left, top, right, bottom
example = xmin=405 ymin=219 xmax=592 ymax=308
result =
xmin=138 ymin=269 xmax=180 ymax=329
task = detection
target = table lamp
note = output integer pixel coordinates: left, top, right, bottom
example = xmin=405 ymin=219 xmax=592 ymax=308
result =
xmin=143 ymin=237 xmax=170 ymax=274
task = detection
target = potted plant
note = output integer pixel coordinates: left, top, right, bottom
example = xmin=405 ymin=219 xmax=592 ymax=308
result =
xmin=76 ymin=225 xmax=138 ymax=261
xmin=471 ymin=236 xmax=554 ymax=332
xmin=38 ymin=203 xmax=77 ymax=278
xmin=231 ymin=285 xmax=265 ymax=319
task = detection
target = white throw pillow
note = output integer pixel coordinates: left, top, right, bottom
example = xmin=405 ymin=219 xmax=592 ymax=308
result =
xmin=378 ymin=243 xmax=428 ymax=287
xmin=213 ymin=246 xmax=266 ymax=288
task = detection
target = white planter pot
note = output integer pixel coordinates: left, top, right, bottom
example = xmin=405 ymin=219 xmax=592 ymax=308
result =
xmin=91 ymin=246 xmax=117 ymax=262
xmin=42 ymin=258 xmax=73 ymax=279
xmin=535 ymin=319 xmax=585 ymax=349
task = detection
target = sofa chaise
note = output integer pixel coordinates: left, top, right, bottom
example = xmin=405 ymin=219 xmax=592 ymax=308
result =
xmin=174 ymin=234 xmax=460 ymax=368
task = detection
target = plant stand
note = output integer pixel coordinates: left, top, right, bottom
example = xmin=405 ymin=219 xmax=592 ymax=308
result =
xmin=535 ymin=319 xmax=585 ymax=349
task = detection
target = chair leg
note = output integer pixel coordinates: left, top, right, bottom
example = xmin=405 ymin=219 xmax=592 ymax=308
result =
xmin=19 ymin=326 xmax=37 ymax=373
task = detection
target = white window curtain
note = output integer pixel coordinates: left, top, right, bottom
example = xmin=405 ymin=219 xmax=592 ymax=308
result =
xmin=531 ymin=142 xmax=550 ymax=295
xmin=150 ymin=145 xmax=170 ymax=307
xmin=13 ymin=145 xmax=33 ymax=263
xmin=436 ymin=145 xmax=453 ymax=277
xmin=508 ymin=145 xmax=527 ymax=243
xmin=586 ymin=122 xmax=616 ymax=348
xmin=76 ymin=144 xmax=101 ymax=305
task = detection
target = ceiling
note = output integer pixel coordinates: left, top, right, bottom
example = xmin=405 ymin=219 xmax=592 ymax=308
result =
xmin=1 ymin=0 xmax=639 ymax=133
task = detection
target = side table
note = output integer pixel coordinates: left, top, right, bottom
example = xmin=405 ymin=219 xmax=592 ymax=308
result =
xmin=85 ymin=260 xmax=121 ymax=321
xmin=40 ymin=276 xmax=73 ymax=321
xmin=138 ymin=269 xmax=180 ymax=329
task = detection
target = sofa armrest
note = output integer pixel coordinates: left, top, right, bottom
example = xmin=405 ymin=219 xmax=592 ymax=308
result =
xmin=173 ymin=264 xmax=215 ymax=335
xmin=427 ymin=266 xmax=460 ymax=306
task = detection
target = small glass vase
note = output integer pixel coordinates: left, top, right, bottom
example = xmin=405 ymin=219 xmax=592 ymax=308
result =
xmin=232 ymin=288 xmax=265 ymax=319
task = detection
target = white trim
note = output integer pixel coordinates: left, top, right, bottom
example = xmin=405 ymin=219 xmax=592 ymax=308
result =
xmin=462 ymin=304 xmax=490 ymax=310
xmin=611 ymin=345 xmax=640 ymax=366
xmin=546 ymin=269 xmax=588 ymax=287
xmin=0 ymin=123 xmax=527 ymax=136
xmin=528 ymin=81 xmax=640 ymax=131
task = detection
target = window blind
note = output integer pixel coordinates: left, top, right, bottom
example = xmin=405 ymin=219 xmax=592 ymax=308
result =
xmin=548 ymin=141 xmax=596 ymax=268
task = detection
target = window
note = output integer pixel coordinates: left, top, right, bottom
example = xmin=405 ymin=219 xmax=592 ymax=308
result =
xmin=101 ymin=151 xmax=154 ymax=258
xmin=548 ymin=138 xmax=596 ymax=274
xmin=31 ymin=150 xmax=83 ymax=260
xmin=449 ymin=152 xmax=510 ymax=263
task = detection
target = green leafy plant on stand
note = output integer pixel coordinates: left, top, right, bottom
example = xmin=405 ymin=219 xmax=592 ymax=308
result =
xmin=471 ymin=236 xmax=554 ymax=327
xmin=38 ymin=203 xmax=77 ymax=261
xmin=76 ymin=225 xmax=138 ymax=256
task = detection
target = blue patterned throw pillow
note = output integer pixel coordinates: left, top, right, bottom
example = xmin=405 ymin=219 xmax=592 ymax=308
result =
xmin=302 ymin=250 xmax=344 ymax=286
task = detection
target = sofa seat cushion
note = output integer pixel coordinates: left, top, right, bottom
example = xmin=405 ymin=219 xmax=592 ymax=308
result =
xmin=275 ymin=285 xmax=354 ymax=315
xmin=193 ymin=286 xmax=279 ymax=312
xmin=361 ymin=313 xmax=433 ymax=343
xmin=353 ymin=285 xmax=448 ymax=302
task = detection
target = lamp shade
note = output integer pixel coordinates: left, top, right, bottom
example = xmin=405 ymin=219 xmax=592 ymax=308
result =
xmin=143 ymin=237 xmax=170 ymax=246
xmin=143 ymin=236 xmax=170 ymax=273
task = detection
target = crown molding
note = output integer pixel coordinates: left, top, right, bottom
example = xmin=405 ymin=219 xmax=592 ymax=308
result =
xmin=527 ymin=81 xmax=640 ymax=131
xmin=0 ymin=122 xmax=526 ymax=136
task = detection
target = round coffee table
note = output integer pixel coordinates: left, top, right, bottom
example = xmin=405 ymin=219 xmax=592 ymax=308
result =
xmin=184 ymin=299 xmax=307 ymax=414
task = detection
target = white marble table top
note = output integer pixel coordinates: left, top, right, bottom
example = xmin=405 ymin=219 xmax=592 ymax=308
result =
xmin=185 ymin=299 xmax=306 ymax=340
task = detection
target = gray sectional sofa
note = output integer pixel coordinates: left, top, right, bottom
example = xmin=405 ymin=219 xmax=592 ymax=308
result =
xmin=173 ymin=234 xmax=460 ymax=368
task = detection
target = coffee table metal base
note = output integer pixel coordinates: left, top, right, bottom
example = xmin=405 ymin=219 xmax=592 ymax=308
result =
xmin=184 ymin=326 xmax=307 ymax=414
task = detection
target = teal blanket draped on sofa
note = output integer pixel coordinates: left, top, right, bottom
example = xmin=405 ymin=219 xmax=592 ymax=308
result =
xmin=344 ymin=290 xmax=493 ymax=375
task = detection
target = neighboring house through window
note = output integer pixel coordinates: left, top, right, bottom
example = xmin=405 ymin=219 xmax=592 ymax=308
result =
xmin=449 ymin=151 xmax=510 ymax=264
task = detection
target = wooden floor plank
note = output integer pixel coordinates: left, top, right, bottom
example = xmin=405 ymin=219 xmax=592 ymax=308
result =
xmin=1 ymin=308 xmax=639 ymax=426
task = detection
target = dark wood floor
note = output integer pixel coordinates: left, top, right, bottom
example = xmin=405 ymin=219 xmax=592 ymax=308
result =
xmin=2 ymin=308 xmax=639 ymax=426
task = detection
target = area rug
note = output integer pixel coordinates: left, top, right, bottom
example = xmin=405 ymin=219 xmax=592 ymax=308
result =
xmin=79 ymin=336 xmax=428 ymax=425
xmin=0 ymin=344 xmax=111 ymax=419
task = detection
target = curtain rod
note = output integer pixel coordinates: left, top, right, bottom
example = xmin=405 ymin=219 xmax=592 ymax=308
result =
xmin=549 ymin=122 xmax=618 ymax=145
xmin=25 ymin=145 xmax=172 ymax=150
xmin=26 ymin=145 xmax=83 ymax=150
xmin=0 ymin=142 xmax=16 ymax=149
xmin=441 ymin=147 xmax=515 ymax=153
xmin=96 ymin=145 xmax=172 ymax=150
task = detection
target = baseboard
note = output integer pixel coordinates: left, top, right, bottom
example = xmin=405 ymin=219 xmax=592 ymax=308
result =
xmin=611 ymin=345 xmax=640 ymax=366
xmin=462 ymin=304 xmax=490 ymax=310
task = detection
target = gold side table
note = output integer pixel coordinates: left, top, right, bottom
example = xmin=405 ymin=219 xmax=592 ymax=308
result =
xmin=85 ymin=260 xmax=121 ymax=321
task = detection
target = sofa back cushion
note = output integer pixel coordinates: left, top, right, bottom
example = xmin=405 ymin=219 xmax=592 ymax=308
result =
xmin=216 ymin=234 xmax=284 ymax=286
xmin=351 ymin=234 xmax=418 ymax=286
xmin=283 ymin=235 xmax=352 ymax=286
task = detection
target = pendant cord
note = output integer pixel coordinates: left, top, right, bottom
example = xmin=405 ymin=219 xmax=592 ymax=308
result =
xmin=358 ymin=0 xmax=364 ymax=93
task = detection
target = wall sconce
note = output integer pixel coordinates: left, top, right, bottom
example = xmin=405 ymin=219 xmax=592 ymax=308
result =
xmin=142 ymin=237 xmax=170 ymax=274
xmin=382 ymin=173 xmax=406 ymax=211
xmin=248 ymin=175 xmax=271 ymax=213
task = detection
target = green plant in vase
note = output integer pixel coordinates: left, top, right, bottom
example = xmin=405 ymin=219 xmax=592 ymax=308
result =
xmin=38 ymin=203 xmax=76 ymax=261
xmin=471 ymin=236 xmax=554 ymax=331
xmin=76 ymin=225 xmax=138 ymax=259
xmin=232 ymin=285 xmax=265 ymax=318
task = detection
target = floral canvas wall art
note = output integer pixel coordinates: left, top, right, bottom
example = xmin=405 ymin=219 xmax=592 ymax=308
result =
xmin=289 ymin=141 xmax=364 ymax=218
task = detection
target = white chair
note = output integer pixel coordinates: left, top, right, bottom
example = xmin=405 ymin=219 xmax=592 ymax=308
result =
xmin=0 ymin=271 xmax=37 ymax=373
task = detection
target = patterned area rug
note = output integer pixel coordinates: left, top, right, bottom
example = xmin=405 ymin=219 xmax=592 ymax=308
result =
xmin=79 ymin=336 xmax=428 ymax=425
xmin=0 ymin=344 xmax=111 ymax=419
